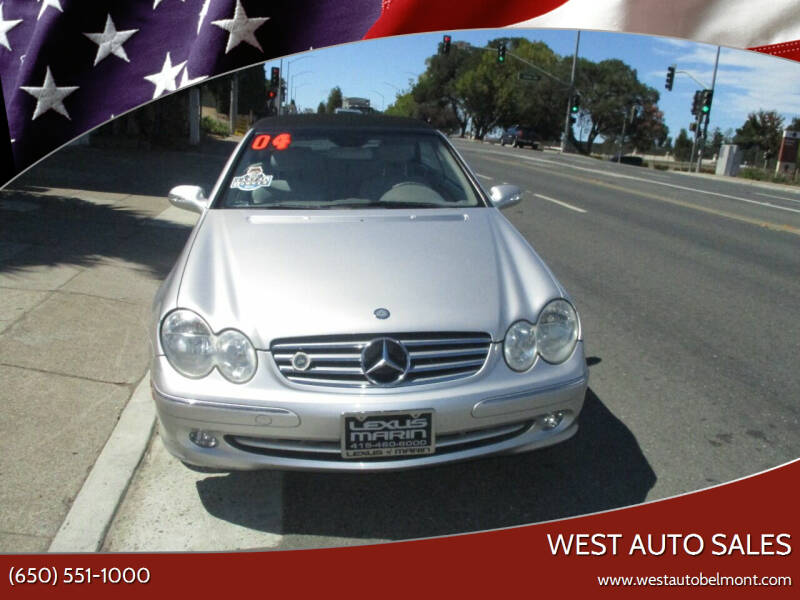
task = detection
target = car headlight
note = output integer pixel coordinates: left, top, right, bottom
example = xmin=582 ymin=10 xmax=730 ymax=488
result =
xmin=503 ymin=320 xmax=537 ymax=372
xmin=160 ymin=310 xmax=257 ymax=383
xmin=536 ymin=299 xmax=579 ymax=364
xmin=215 ymin=329 xmax=258 ymax=383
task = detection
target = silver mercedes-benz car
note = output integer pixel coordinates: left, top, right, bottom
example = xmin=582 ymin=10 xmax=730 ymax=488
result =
xmin=151 ymin=114 xmax=588 ymax=471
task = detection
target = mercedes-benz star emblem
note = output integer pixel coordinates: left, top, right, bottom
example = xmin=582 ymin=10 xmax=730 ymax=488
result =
xmin=374 ymin=308 xmax=390 ymax=320
xmin=361 ymin=337 xmax=409 ymax=385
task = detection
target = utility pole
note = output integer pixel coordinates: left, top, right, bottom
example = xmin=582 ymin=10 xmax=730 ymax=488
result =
xmin=617 ymin=105 xmax=636 ymax=160
xmin=228 ymin=71 xmax=239 ymax=136
xmin=562 ymin=30 xmax=580 ymax=153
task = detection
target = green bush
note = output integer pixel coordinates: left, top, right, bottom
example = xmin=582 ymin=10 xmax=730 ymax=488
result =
xmin=201 ymin=116 xmax=229 ymax=136
xmin=739 ymin=167 xmax=768 ymax=181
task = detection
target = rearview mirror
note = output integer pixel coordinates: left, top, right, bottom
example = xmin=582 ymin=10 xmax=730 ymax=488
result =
xmin=168 ymin=185 xmax=208 ymax=214
xmin=489 ymin=184 xmax=522 ymax=210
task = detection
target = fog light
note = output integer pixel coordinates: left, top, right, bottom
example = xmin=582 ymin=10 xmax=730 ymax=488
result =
xmin=541 ymin=411 xmax=565 ymax=431
xmin=189 ymin=430 xmax=218 ymax=448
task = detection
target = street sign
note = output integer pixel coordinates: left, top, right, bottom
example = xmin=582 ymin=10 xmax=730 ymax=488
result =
xmin=519 ymin=72 xmax=540 ymax=81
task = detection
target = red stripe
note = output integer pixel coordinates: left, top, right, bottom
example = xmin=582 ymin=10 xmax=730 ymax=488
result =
xmin=750 ymin=40 xmax=800 ymax=63
xmin=364 ymin=0 xmax=568 ymax=39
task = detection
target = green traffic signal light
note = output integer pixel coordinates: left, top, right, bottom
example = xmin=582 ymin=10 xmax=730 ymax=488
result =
xmin=497 ymin=44 xmax=506 ymax=64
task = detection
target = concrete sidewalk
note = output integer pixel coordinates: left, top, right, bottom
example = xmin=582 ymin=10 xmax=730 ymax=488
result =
xmin=0 ymin=139 xmax=235 ymax=552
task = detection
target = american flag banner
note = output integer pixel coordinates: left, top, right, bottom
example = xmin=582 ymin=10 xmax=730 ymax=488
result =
xmin=1 ymin=0 xmax=799 ymax=185
xmin=0 ymin=0 xmax=380 ymax=183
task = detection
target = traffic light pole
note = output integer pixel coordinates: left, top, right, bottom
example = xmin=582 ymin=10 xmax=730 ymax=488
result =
xmin=696 ymin=46 xmax=720 ymax=173
xmin=561 ymin=30 xmax=580 ymax=153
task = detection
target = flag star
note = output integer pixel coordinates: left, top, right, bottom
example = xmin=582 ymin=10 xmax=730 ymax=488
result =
xmin=179 ymin=66 xmax=207 ymax=89
xmin=212 ymin=0 xmax=269 ymax=53
xmin=84 ymin=15 xmax=138 ymax=66
xmin=20 ymin=66 xmax=78 ymax=120
xmin=37 ymin=0 xmax=62 ymax=21
xmin=144 ymin=52 xmax=186 ymax=99
xmin=0 ymin=3 xmax=23 ymax=52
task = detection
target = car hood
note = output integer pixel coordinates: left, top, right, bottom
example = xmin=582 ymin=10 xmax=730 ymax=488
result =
xmin=176 ymin=208 xmax=564 ymax=348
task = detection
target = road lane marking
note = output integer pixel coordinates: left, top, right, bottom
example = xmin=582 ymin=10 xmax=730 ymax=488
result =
xmin=459 ymin=145 xmax=800 ymax=215
xmin=472 ymin=153 xmax=800 ymax=237
xmin=756 ymin=192 xmax=800 ymax=205
xmin=532 ymin=192 xmax=587 ymax=213
xmin=475 ymin=173 xmax=492 ymax=180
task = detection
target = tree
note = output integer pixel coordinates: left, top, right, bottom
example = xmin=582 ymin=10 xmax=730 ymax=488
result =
xmin=453 ymin=38 xmax=522 ymax=140
xmin=503 ymin=39 xmax=566 ymax=141
xmin=673 ymin=128 xmax=693 ymax=162
xmin=326 ymin=86 xmax=343 ymax=113
xmin=317 ymin=102 xmax=326 ymax=114
xmin=733 ymin=110 xmax=784 ymax=166
xmin=569 ymin=58 xmax=661 ymax=155
xmin=704 ymin=127 xmax=726 ymax=159
xmin=789 ymin=116 xmax=800 ymax=131
xmin=412 ymin=41 xmax=477 ymax=136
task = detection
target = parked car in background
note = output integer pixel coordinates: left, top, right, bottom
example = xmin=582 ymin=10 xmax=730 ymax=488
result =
xmin=609 ymin=154 xmax=644 ymax=166
xmin=153 ymin=114 xmax=587 ymax=472
xmin=500 ymin=126 xmax=539 ymax=149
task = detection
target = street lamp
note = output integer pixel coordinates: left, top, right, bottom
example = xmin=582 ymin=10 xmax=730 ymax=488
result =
xmin=371 ymin=90 xmax=385 ymax=110
xmin=282 ymin=54 xmax=311 ymax=114
xmin=290 ymin=70 xmax=312 ymax=102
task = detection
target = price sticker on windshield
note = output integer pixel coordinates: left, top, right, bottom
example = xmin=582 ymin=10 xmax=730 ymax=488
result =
xmin=251 ymin=133 xmax=292 ymax=151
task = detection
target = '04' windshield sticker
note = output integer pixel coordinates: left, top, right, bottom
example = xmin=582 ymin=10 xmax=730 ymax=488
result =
xmin=230 ymin=165 xmax=274 ymax=191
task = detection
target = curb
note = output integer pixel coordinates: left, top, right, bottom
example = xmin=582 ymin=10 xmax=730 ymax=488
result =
xmin=48 ymin=373 xmax=156 ymax=553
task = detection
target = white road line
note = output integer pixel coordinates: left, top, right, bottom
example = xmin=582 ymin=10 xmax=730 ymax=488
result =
xmin=532 ymin=192 xmax=587 ymax=213
xmin=756 ymin=192 xmax=800 ymax=205
xmin=475 ymin=173 xmax=492 ymax=180
xmin=460 ymin=145 xmax=800 ymax=215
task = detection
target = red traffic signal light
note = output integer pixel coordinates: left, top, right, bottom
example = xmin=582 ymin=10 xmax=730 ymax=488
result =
xmin=442 ymin=35 xmax=451 ymax=54
xmin=267 ymin=90 xmax=276 ymax=100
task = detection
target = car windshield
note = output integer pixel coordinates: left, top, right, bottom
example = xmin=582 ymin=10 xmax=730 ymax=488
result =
xmin=215 ymin=127 xmax=484 ymax=210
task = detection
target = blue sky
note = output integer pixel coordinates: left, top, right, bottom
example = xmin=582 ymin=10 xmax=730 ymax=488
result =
xmin=261 ymin=29 xmax=800 ymax=143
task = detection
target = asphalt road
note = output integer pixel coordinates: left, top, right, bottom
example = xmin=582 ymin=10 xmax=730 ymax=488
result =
xmin=104 ymin=142 xmax=800 ymax=551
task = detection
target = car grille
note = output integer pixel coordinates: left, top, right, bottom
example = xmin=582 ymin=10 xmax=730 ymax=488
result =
xmin=226 ymin=421 xmax=533 ymax=462
xmin=270 ymin=332 xmax=493 ymax=387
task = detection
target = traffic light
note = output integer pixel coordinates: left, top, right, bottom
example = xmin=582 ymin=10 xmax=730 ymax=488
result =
xmin=570 ymin=94 xmax=580 ymax=114
xmin=267 ymin=90 xmax=276 ymax=100
xmin=442 ymin=34 xmax=451 ymax=54
xmin=701 ymin=89 xmax=713 ymax=114
xmin=691 ymin=90 xmax=702 ymax=116
xmin=270 ymin=67 xmax=280 ymax=87
xmin=497 ymin=43 xmax=506 ymax=64
xmin=665 ymin=65 xmax=675 ymax=91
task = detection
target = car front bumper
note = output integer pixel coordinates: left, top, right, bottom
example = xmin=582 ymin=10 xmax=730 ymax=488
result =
xmin=151 ymin=342 xmax=588 ymax=471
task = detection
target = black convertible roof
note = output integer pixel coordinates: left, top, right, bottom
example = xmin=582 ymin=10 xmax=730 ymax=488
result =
xmin=251 ymin=113 xmax=435 ymax=131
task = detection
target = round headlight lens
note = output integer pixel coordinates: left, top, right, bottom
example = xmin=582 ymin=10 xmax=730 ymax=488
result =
xmin=503 ymin=320 xmax=537 ymax=372
xmin=215 ymin=329 xmax=258 ymax=383
xmin=536 ymin=299 xmax=579 ymax=364
xmin=160 ymin=310 xmax=215 ymax=378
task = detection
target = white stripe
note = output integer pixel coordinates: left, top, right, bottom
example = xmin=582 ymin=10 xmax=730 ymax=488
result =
xmin=755 ymin=192 xmax=800 ymax=205
xmin=533 ymin=193 xmax=587 ymax=213
xmin=475 ymin=173 xmax=492 ymax=180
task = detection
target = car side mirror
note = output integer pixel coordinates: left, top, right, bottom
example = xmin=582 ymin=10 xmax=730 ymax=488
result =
xmin=489 ymin=184 xmax=523 ymax=210
xmin=168 ymin=185 xmax=208 ymax=214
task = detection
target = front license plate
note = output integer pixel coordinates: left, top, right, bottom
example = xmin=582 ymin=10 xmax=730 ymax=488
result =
xmin=341 ymin=410 xmax=435 ymax=459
